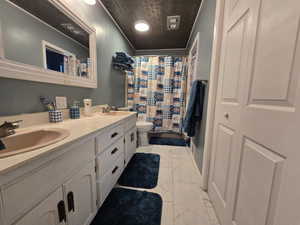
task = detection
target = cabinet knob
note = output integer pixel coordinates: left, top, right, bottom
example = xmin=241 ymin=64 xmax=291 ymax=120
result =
xmin=224 ymin=113 xmax=229 ymax=119
xmin=111 ymin=147 xmax=119 ymax=155
xmin=57 ymin=200 xmax=67 ymax=222
xmin=111 ymin=132 xmax=118 ymax=138
xmin=67 ymin=192 xmax=75 ymax=212
xmin=112 ymin=166 xmax=119 ymax=174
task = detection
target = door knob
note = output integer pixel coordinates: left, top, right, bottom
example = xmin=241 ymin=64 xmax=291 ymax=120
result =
xmin=224 ymin=113 xmax=229 ymax=119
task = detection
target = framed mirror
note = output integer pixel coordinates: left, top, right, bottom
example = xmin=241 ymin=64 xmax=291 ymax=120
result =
xmin=0 ymin=0 xmax=97 ymax=88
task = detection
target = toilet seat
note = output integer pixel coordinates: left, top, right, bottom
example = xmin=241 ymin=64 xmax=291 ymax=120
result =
xmin=136 ymin=121 xmax=153 ymax=132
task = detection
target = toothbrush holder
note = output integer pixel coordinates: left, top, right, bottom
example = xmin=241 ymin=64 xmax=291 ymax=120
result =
xmin=49 ymin=110 xmax=63 ymax=123
xmin=69 ymin=106 xmax=80 ymax=119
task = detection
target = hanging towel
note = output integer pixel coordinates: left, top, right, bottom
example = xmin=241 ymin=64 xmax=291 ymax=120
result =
xmin=183 ymin=80 xmax=206 ymax=137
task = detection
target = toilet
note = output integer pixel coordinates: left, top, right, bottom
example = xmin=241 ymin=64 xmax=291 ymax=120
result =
xmin=136 ymin=121 xmax=153 ymax=146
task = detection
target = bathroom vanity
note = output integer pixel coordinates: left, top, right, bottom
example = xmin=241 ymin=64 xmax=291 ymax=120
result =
xmin=0 ymin=112 xmax=137 ymax=225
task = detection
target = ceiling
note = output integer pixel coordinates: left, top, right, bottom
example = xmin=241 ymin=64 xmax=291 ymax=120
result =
xmin=9 ymin=0 xmax=89 ymax=47
xmin=100 ymin=0 xmax=202 ymax=50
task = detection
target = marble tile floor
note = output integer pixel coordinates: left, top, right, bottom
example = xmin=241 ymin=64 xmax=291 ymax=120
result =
xmin=116 ymin=145 xmax=220 ymax=225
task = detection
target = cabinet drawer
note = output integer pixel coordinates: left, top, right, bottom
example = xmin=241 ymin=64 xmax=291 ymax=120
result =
xmin=125 ymin=116 xmax=136 ymax=132
xmin=96 ymin=138 xmax=124 ymax=177
xmin=96 ymin=124 xmax=124 ymax=154
xmin=97 ymin=155 xmax=124 ymax=207
xmin=1 ymin=138 xmax=95 ymax=225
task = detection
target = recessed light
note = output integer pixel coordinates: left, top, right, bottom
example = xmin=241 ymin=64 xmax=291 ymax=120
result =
xmin=73 ymin=30 xmax=82 ymax=35
xmin=134 ymin=21 xmax=150 ymax=32
xmin=84 ymin=0 xmax=96 ymax=5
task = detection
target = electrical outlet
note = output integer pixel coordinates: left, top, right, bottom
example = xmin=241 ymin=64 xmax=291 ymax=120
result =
xmin=55 ymin=96 xmax=67 ymax=109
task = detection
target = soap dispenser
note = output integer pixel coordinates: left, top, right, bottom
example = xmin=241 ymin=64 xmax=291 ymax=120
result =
xmin=83 ymin=99 xmax=92 ymax=116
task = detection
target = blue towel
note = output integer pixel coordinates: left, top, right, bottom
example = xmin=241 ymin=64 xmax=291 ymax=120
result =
xmin=183 ymin=80 xmax=206 ymax=137
xmin=114 ymin=52 xmax=134 ymax=64
xmin=112 ymin=52 xmax=134 ymax=71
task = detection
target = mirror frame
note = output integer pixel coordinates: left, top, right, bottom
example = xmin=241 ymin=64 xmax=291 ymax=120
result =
xmin=0 ymin=0 xmax=97 ymax=88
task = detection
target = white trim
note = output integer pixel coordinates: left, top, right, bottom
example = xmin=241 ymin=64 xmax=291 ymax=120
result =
xmin=0 ymin=58 xmax=96 ymax=88
xmin=201 ymin=0 xmax=226 ymax=190
xmin=96 ymin=0 xmax=135 ymax=50
xmin=5 ymin=0 xmax=89 ymax=51
xmin=187 ymin=32 xmax=200 ymax=166
xmin=0 ymin=21 xmax=4 ymax=59
xmin=42 ymin=40 xmax=76 ymax=70
xmin=0 ymin=0 xmax=98 ymax=88
xmin=186 ymin=0 xmax=206 ymax=48
xmin=186 ymin=32 xmax=200 ymax=101
xmin=135 ymin=48 xmax=187 ymax=56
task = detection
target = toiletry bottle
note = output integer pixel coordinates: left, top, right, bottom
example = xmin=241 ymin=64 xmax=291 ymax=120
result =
xmin=87 ymin=58 xmax=92 ymax=78
xmin=77 ymin=59 xmax=82 ymax=77
xmin=64 ymin=56 xmax=69 ymax=74
xmin=83 ymin=99 xmax=92 ymax=116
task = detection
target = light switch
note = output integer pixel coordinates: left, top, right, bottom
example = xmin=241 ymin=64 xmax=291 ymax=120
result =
xmin=55 ymin=96 xmax=67 ymax=109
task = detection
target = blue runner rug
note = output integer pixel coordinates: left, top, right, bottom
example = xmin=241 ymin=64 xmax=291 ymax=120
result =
xmin=91 ymin=188 xmax=162 ymax=225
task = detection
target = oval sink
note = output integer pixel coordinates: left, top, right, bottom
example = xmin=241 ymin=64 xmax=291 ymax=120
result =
xmin=101 ymin=111 xmax=131 ymax=116
xmin=0 ymin=128 xmax=70 ymax=158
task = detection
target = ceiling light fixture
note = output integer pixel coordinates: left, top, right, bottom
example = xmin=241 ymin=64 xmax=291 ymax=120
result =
xmin=84 ymin=0 xmax=96 ymax=5
xmin=134 ymin=21 xmax=150 ymax=32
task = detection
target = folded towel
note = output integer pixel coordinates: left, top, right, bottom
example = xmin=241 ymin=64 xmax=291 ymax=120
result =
xmin=113 ymin=62 xmax=133 ymax=71
xmin=116 ymin=52 xmax=135 ymax=63
xmin=112 ymin=52 xmax=134 ymax=71
xmin=113 ymin=52 xmax=134 ymax=64
xmin=183 ymin=80 xmax=206 ymax=137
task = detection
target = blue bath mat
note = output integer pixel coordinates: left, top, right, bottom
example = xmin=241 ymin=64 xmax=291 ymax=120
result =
xmin=149 ymin=137 xmax=189 ymax=146
xmin=91 ymin=188 xmax=162 ymax=225
xmin=118 ymin=153 xmax=160 ymax=189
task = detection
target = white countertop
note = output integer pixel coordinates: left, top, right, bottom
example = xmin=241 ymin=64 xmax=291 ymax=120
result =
xmin=0 ymin=112 xmax=136 ymax=175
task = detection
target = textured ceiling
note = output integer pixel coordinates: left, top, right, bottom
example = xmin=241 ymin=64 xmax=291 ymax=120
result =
xmin=100 ymin=0 xmax=202 ymax=49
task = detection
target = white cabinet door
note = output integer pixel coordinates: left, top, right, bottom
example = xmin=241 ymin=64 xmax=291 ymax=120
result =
xmin=209 ymin=0 xmax=300 ymax=225
xmin=15 ymin=188 xmax=66 ymax=225
xmin=125 ymin=127 xmax=137 ymax=165
xmin=64 ymin=162 xmax=97 ymax=225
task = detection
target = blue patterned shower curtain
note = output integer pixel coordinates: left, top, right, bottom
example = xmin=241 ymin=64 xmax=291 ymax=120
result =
xmin=126 ymin=56 xmax=187 ymax=132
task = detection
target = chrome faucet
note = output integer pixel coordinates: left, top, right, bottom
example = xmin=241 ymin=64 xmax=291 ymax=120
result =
xmin=101 ymin=105 xmax=118 ymax=113
xmin=0 ymin=120 xmax=22 ymax=138
xmin=102 ymin=105 xmax=112 ymax=113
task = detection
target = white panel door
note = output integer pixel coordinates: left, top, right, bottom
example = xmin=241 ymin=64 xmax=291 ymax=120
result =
xmin=64 ymin=162 xmax=97 ymax=225
xmin=15 ymin=188 xmax=66 ymax=225
xmin=208 ymin=0 xmax=253 ymax=223
xmin=209 ymin=0 xmax=300 ymax=225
